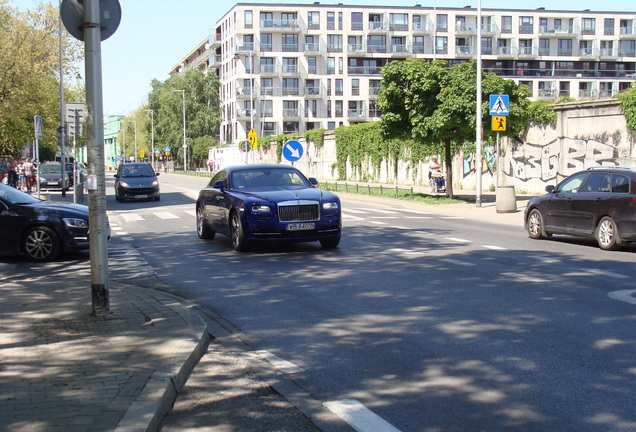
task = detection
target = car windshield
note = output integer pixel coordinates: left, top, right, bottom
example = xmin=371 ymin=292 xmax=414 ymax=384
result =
xmin=121 ymin=165 xmax=154 ymax=177
xmin=231 ymin=168 xmax=311 ymax=189
xmin=40 ymin=164 xmax=62 ymax=174
xmin=0 ymin=184 xmax=41 ymax=204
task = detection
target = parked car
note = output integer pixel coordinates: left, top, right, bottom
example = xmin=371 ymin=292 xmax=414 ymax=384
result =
xmin=524 ymin=166 xmax=636 ymax=250
xmin=0 ymin=183 xmax=91 ymax=261
xmin=39 ymin=162 xmax=70 ymax=191
xmin=196 ymin=164 xmax=341 ymax=251
xmin=114 ymin=162 xmax=160 ymax=202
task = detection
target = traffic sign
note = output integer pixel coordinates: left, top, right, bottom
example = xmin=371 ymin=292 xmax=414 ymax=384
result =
xmin=492 ymin=116 xmax=507 ymax=131
xmin=283 ymin=140 xmax=303 ymax=162
xmin=34 ymin=115 xmax=43 ymax=140
xmin=60 ymin=0 xmax=121 ymax=42
xmin=489 ymin=94 xmax=509 ymax=116
xmin=239 ymin=140 xmax=251 ymax=153
xmin=247 ymin=127 xmax=258 ymax=149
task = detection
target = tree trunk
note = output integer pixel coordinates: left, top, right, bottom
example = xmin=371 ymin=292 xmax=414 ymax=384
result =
xmin=444 ymin=138 xmax=453 ymax=199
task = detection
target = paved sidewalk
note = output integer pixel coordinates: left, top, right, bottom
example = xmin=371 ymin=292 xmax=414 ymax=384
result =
xmin=0 ymin=254 xmax=208 ymax=432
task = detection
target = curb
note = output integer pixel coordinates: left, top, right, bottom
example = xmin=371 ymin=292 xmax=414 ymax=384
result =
xmin=114 ymin=287 xmax=210 ymax=432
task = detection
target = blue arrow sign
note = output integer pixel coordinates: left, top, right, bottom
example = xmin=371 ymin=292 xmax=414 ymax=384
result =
xmin=490 ymin=94 xmax=509 ymax=116
xmin=283 ymin=140 xmax=303 ymax=162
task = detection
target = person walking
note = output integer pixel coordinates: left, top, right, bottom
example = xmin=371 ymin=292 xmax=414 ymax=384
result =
xmin=23 ymin=158 xmax=34 ymax=192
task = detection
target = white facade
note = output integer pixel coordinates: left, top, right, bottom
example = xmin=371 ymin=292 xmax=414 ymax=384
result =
xmin=172 ymin=3 xmax=636 ymax=144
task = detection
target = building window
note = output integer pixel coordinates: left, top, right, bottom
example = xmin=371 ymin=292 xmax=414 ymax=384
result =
xmin=351 ymin=12 xmax=363 ymax=30
xmin=283 ymin=78 xmax=299 ymax=95
xmin=436 ymin=36 xmax=448 ymax=54
xmin=539 ymin=38 xmax=550 ymax=56
xmin=338 ymin=12 xmax=343 ymax=30
xmin=327 ymin=12 xmax=335 ymax=30
xmin=281 ymin=12 xmax=297 ymax=27
xmin=283 ymin=101 xmax=298 ymax=118
xmin=260 ymin=12 xmax=273 ymax=28
xmin=519 ymin=16 xmax=533 ymax=34
xmin=558 ymin=39 xmax=573 ymax=56
xmin=283 ymin=122 xmax=299 ymax=134
xmin=260 ymin=78 xmax=273 ymax=95
xmin=260 ymin=33 xmax=272 ymax=51
xmin=260 ymin=58 xmax=275 ymax=74
xmin=437 ymin=14 xmax=448 ymax=32
xmin=308 ymin=11 xmax=320 ymax=29
xmin=305 ymin=35 xmax=319 ymax=52
xmin=413 ymin=36 xmax=425 ymax=53
xmin=327 ymin=79 xmax=332 ymax=95
xmin=335 ymin=79 xmax=343 ymax=95
xmin=335 ymin=100 xmax=343 ymax=117
xmin=244 ymin=10 xmax=253 ymax=28
xmin=260 ymin=100 xmax=273 ymax=117
xmin=328 ymin=121 xmax=336 ymax=130
xmin=390 ymin=13 xmax=408 ymax=31
xmin=327 ymin=57 xmax=335 ymax=74
xmin=307 ymin=57 xmax=317 ymax=74
xmin=282 ymin=34 xmax=298 ymax=52
xmin=501 ymin=16 xmax=512 ymax=33
xmin=327 ymin=100 xmax=332 ymax=116
xmin=582 ymin=18 xmax=596 ymax=35
xmin=481 ymin=37 xmax=492 ymax=55
xmin=327 ymin=34 xmax=343 ymax=52
xmin=367 ymin=35 xmax=386 ymax=53
xmin=604 ymin=18 xmax=615 ymax=35
xmin=352 ymin=79 xmax=359 ymax=96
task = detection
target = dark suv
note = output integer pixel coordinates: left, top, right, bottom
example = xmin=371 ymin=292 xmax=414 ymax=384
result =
xmin=525 ymin=166 xmax=636 ymax=250
xmin=114 ymin=162 xmax=160 ymax=202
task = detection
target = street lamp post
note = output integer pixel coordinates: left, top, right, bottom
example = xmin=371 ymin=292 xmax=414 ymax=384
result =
xmin=131 ymin=120 xmax=137 ymax=163
xmin=173 ymin=89 xmax=186 ymax=170
xmin=145 ymin=109 xmax=154 ymax=169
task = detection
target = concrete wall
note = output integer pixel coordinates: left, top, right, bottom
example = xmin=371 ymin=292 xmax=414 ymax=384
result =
xmin=209 ymin=99 xmax=634 ymax=194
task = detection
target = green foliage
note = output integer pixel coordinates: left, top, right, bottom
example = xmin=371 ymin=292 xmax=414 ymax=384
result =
xmin=273 ymin=133 xmax=301 ymax=163
xmin=0 ymin=2 xmax=83 ymax=156
xmin=304 ymin=128 xmax=327 ymax=148
xmin=616 ymin=82 xmax=636 ymax=135
xmin=192 ymin=136 xmax=216 ymax=166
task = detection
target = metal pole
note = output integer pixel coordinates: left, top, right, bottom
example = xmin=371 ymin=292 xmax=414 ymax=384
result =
xmin=173 ymin=89 xmax=186 ymax=170
xmin=58 ymin=0 xmax=66 ymax=197
xmin=84 ymin=0 xmax=110 ymax=315
xmin=250 ymin=52 xmax=254 ymax=164
xmin=132 ymin=120 xmax=137 ymax=162
xmin=146 ymin=110 xmax=154 ymax=169
xmin=475 ymin=0 xmax=483 ymax=207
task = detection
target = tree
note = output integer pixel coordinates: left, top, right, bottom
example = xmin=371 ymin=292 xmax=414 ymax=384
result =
xmin=0 ymin=1 xmax=83 ymax=157
xmin=146 ymin=70 xmax=221 ymax=168
xmin=379 ymin=59 xmax=531 ymax=198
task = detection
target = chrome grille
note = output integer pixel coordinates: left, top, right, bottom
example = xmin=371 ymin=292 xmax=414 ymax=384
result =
xmin=278 ymin=203 xmax=319 ymax=222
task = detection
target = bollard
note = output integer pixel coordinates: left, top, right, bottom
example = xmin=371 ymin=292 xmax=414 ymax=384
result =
xmin=496 ymin=185 xmax=517 ymax=213
xmin=74 ymin=182 xmax=84 ymax=204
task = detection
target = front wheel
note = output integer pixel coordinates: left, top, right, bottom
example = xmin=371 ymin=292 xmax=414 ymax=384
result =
xmin=596 ymin=216 xmax=621 ymax=251
xmin=319 ymin=235 xmax=341 ymax=249
xmin=230 ymin=211 xmax=249 ymax=252
xmin=196 ymin=206 xmax=215 ymax=239
xmin=526 ymin=209 xmax=546 ymax=239
xmin=23 ymin=226 xmax=61 ymax=261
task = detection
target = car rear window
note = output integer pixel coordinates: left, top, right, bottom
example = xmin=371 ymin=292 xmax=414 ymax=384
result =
xmin=611 ymin=174 xmax=630 ymax=193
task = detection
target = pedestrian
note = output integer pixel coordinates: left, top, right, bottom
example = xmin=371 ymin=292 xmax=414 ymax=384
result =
xmin=7 ymin=159 xmax=17 ymax=187
xmin=17 ymin=160 xmax=24 ymax=190
xmin=23 ymin=158 xmax=34 ymax=192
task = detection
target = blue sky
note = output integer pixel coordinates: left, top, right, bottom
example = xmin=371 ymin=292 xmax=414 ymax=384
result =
xmin=10 ymin=0 xmax=635 ymax=115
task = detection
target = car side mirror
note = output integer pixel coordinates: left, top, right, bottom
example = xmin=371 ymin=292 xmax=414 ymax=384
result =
xmin=309 ymin=177 xmax=318 ymax=185
xmin=155 ymin=172 xmax=160 ymax=176
xmin=214 ymin=180 xmax=225 ymax=190
xmin=546 ymin=185 xmax=555 ymax=193
xmin=114 ymin=174 xmax=119 ymax=178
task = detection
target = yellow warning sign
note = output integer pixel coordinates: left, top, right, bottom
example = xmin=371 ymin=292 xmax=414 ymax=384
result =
xmin=492 ymin=116 xmax=507 ymax=131
xmin=247 ymin=127 xmax=258 ymax=149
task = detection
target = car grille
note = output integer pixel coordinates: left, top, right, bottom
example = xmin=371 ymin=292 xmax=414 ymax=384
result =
xmin=278 ymin=203 xmax=319 ymax=222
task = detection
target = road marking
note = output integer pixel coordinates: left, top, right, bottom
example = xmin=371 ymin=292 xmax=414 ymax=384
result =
xmin=586 ymin=268 xmax=628 ymax=279
xmin=371 ymin=216 xmax=399 ymax=219
xmin=370 ymin=220 xmax=387 ymax=225
xmin=155 ymin=212 xmax=180 ymax=219
xmin=528 ymin=255 xmax=560 ymax=264
xmin=344 ymin=209 xmax=370 ymax=214
xmin=323 ymin=399 xmax=402 ymax=432
xmin=404 ymin=216 xmax=433 ymax=219
xmin=445 ymin=237 xmax=471 ymax=243
xmin=343 ymin=213 xmax=365 ymax=221
xmin=375 ymin=209 xmax=400 ymax=214
xmin=440 ymin=216 xmax=465 ymax=220
xmin=184 ymin=210 xmax=196 ymax=217
xmin=246 ymin=350 xmax=304 ymax=374
xmin=121 ymin=213 xmax=143 ymax=222
xmin=502 ymin=272 xmax=548 ymax=283
xmin=389 ymin=248 xmax=426 ymax=256
xmin=608 ymin=290 xmax=636 ymax=305
xmin=440 ymin=258 xmax=476 ymax=267
xmin=483 ymin=245 xmax=507 ymax=250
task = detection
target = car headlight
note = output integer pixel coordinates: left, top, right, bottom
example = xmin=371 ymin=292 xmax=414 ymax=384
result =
xmin=63 ymin=218 xmax=89 ymax=228
xmin=119 ymin=181 xmax=129 ymax=188
xmin=323 ymin=202 xmax=339 ymax=210
xmin=251 ymin=204 xmax=271 ymax=213
xmin=151 ymin=180 xmax=159 ymax=186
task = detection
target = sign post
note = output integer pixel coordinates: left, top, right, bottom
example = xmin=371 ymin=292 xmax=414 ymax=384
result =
xmin=34 ymin=115 xmax=42 ymax=198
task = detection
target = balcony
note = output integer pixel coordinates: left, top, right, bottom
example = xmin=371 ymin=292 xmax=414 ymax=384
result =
xmin=600 ymin=48 xmax=618 ymax=59
xmin=304 ymin=87 xmax=322 ymax=97
xmin=579 ymin=47 xmax=598 ymax=59
xmin=236 ymin=109 xmax=253 ymax=120
xmin=455 ymin=45 xmax=474 ymax=57
xmin=348 ymin=44 xmax=366 ymax=54
xmin=619 ymin=49 xmax=636 ymax=57
xmin=210 ymin=54 xmax=222 ymax=67
xmin=456 ymin=23 xmax=478 ymax=35
xmin=412 ymin=21 xmax=432 ymax=35
xmin=348 ymin=108 xmax=366 ymax=119
xmin=259 ymin=64 xmax=278 ymax=77
xmin=389 ymin=22 xmax=409 ymax=31
xmin=283 ymin=108 xmax=300 ymax=119
xmin=303 ymin=42 xmax=322 ymax=55
xmin=236 ymin=42 xmax=256 ymax=54
xmin=260 ymin=19 xmax=301 ymax=32
xmin=367 ymin=44 xmax=387 ymax=54
xmin=369 ymin=87 xmax=382 ymax=97
xmin=619 ymin=26 xmax=636 ymax=39
xmin=236 ymin=86 xmax=254 ymax=99
xmin=539 ymin=25 xmax=578 ymax=37
xmin=282 ymin=87 xmax=300 ymax=96
xmin=497 ymin=46 xmax=516 ymax=58
xmin=538 ymin=88 xmax=557 ymax=99
xmin=391 ymin=44 xmax=411 ymax=56
xmin=578 ymin=89 xmax=598 ymax=99
xmin=348 ymin=66 xmax=382 ymax=75
xmin=519 ymin=46 xmax=538 ymax=58
xmin=260 ymin=86 xmax=275 ymax=96
xmin=368 ymin=21 xmax=389 ymax=33
xmin=281 ymin=65 xmax=300 ymax=76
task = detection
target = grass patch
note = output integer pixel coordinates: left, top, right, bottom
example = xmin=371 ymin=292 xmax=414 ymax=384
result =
xmin=318 ymin=182 xmax=470 ymax=205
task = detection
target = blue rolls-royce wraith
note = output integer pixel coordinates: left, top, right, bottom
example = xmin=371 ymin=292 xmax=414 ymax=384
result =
xmin=196 ymin=164 xmax=341 ymax=251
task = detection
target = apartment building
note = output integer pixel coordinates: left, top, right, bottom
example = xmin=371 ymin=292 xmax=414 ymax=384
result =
xmin=170 ymin=3 xmax=636 ymax=144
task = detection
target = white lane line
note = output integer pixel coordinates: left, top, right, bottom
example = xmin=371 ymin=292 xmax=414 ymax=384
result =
xmin=323 ymin=399 xmax=402 ymax=432
xmin=608 ymin=290 xmax=636 ymax=305
xmin=389 ymin=248 xmax=426 ymax=256
xmin=343 ymin=214 xmax=365 ymax=221
xmin=184 ymin=210 xmax=196 ymax=217
xmin=404 ymin=216 xmax=433 ymax=219
xmin=440 ymin=258 xmax=476 ymax=267
xmin=155 ymin=212 xmax=180 ymax=219
xmin=483 ymin=245 xmax=507 ymax=250
xmin=246 ymin=350 xmax=304 ymax=374
xmin=528 ymin=255 xmax=560 ymax=264
xmin=370 ymin=221 xmax=387 ymax=225
xmin=371 ymin=216 xmax=399 ymax=219
xmin=502 ymin=272 xmax=548 ymax=283
xmin=586 ymin=268 xmax=629 ymax=279
xmin=344 ymin=209 xmax=370 ymax=214
xmin=440 ymin=216 xmax=465 ymax=220
xmin=445 ymin=237 xmax=471 ymax=243
xmin=121 ymin=213 xmax=143 ymax=222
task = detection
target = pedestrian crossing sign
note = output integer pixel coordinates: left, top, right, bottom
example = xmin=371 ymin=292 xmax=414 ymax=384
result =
xmin=489 ymin=94 xmax=509 ymax=116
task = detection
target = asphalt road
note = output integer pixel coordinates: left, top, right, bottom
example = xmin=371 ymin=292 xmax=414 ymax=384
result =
xmin=107 ymin=173 xmax=636 ymax=432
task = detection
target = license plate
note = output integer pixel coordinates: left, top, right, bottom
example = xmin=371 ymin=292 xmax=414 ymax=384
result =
xmin=135 ymin=194 xmax=148 ymax=199
xmin=287 ymin=222 xmax=315 ymax=231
